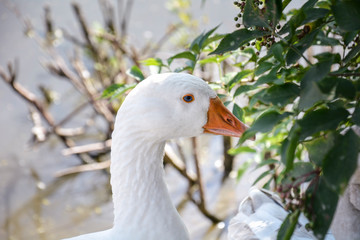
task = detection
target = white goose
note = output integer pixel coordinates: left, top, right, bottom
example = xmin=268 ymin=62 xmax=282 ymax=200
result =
xmin=63 ymin=73 xmax=334 ymax=240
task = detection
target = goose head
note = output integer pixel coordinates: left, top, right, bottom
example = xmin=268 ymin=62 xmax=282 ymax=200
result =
xmin=115 ymin=73 xmax=247 ymax=141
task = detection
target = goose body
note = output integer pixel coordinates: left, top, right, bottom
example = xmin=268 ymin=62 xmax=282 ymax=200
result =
xmin=63 ymin=73 xmax=333 ymax=240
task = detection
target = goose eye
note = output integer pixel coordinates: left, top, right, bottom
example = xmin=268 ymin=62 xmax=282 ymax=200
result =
xmin=182 ymin=94 xmax=194 ymax=103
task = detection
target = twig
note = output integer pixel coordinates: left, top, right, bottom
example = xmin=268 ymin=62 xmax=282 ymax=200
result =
xmin=62 ymin=139 xmax=112 ymax=156
xmin=98 ymin=0 xmax=116 ymax=33
xmin=141 ymin=24 xmax=180 ymax=56
xmin=71 ymin=55 xmax=115 ymax=124
xmin=164 ymin=144 xmax=197 ymax=184
xmin=54 ymin=160 xmax=110 ymax=177
xmin=222 ymin=136 xmax=234 ymax=182
xmin=119 ymin=0 xmax=134 ymax=38
xmin=192 ymin=137 xmax=207 ymax=209
xmin=72 ymin=2 xmax=99 ymax=57
xmin=187 ymin=188 xmax=222 ymax=224
xmin=0 ymin=61 xmax=92 ymax=164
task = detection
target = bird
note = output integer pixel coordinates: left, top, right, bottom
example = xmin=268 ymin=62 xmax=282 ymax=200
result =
xmin=63 ymin=73 xmax=334 ymax=240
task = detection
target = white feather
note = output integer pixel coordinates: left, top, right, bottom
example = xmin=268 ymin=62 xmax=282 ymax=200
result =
xmin=63 ymin=73 xmax=334 ymax=240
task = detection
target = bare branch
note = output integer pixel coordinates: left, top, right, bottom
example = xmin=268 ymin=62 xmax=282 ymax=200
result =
xmin=55 ymin=160 xmax=110 ymax=177
xmin=62 ymin=139 xmax=112 ymax=156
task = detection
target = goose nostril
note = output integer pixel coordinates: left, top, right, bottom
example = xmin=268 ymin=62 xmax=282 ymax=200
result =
xmin=227 ymin=118 xmax=233 ymax=125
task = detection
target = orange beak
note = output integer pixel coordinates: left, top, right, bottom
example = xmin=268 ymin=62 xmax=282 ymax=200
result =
xmin=203 ymin=97 xmax=248 ymax=137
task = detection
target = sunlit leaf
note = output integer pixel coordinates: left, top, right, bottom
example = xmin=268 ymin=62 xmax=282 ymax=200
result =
xmin=228 ymin=146 xmax=256 ymax=156
xmin=126 ymin=66 xmax=145 ymax=81
xmin=198 ymin=54 xmax=230 ymax=65
xmin=141 ymin=58 xmax=164 ymax=66
xmin=102 ymin=83 xmax=136 ymax=100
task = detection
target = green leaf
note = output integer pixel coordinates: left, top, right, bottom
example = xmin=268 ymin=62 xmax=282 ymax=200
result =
xmin=286 ymin=29 xmax=320 ymax=65
xmin=298 ymin=82 xmax=326 ymax=110
xmin=257 ymin=83 xmax=300 ymax=107
xmin=256 ymin=158 xmax=279 ymax=169
xmin=271 ymin=43 xmax=285 ymax=64
xmin=250 ymin=111 xmax=291 ymax=133
xmin=210 ymin=29 xmax=268 ymax=55
xmin=299 ymin=60 xmax=333 ymax=110
xmin=227 ymin=70 xmax=253 ymax=89
xmin=237 ymin=161 xmax=251 ymax=181
xmin=228 ymin=146 xmax=256 ymax=156
xmin=126 ymin=66 xmax=145 ymax=81
xmin=323 ymin=129 xmax=360 ymax=194
xmin=304 ymin=133 xmax=336 ymax=166
xmin=102 ymin=83 xmax=136 ymax=100
xmin=332 ymin=0 xmax=360 ymax=31
xmin=190 ymin=25 xmax=219 ymax=54
xmin=281 ymin=162 xmax=315 ymax=190
xmin=281 ymin=124 xmax=301 ymax=171
xmin=102 ymin=83 xmax=124 ymax=98
xmin=343 ymin=44 xmax=360 ymax=64
xmin=234 ymin=85 xmax=257 ymax=97
xmin=233 ymin=104 xmax=244 ymax=122
xmin=167 ymin=51 xmax=196 ymax=65
xmin=243 ymin=0 xmax=267 ymax=28
xmin=198 ymin=54 xmax=230 ymax=65
xmin=276 ymin=210 xmax=300 ymax=240
xmin=243 ymin=0 xmax=282 ymax=28
xmin=140 ymin=58 xmax=163 ymax=66
xmin=336 ymin=78 xmax=356 ymax=100
xmin=253 ymin=169 xmax=274 ymax=185
xmin=316 ymin=31 xmax=340 ymax=46
xmin=255 ymin=62 xmax=273 ymax=76
xmin=299 ymin=82 xmax=326 ymax=110
xmin=352 ymin=103 xmax=360 ymax=126
xmin=298 ymin=108 xmax=349 ymax=140
xmin=303 ymin=8 xmax=329 ymax=23
xmin=305 ymin=178 xmax=339 ymax=239
xmin=239 ymin=111 xmax=291 ymax=143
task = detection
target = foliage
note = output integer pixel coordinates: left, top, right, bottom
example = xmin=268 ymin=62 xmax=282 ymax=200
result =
xmin=106 ymin=0 xmax=360 ymax=238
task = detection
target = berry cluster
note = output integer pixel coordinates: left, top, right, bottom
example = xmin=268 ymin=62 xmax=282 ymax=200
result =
xmin=277 ymin=185 xmax=305 ymax=213
xmin=233 ymin=0 xmax=264 ymax=29
xmin=233 ymin=0 xmax=280 ymax=54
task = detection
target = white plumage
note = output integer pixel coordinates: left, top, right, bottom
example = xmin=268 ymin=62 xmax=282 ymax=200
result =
xmin=63 ymin=73 xmax=333 ymax=240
